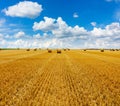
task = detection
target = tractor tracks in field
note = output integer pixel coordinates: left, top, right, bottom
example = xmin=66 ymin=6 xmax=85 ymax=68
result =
xmin=1 ymin=51 xmax=119 ymax=105
xmin=21 ymin=54 xmax=70 ymax=106
xmin=59 ymin=54 xmax=82 ymax=105
xmin=0 ymin=53 xmax=56 ymax=106
xmin=64 ymin=51 xmax=120 ymax=105
xmin=18 ymin=53 xmax=86 ymax=105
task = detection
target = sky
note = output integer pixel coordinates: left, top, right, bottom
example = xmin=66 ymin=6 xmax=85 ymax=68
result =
xmin=0 ymin=0 xmax=120 ymax=48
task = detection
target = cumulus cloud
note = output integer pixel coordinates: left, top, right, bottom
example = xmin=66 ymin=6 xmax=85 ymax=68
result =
xmin=73 ymin=13 xmax=79 ymax=18
xmin=0 ymin=16 xmax=120 ymax=49
xmin=91 ymin=22 xmax=97 ymax=27
xmin=3 ymin=1 xmax=43 ymax=19
xmin=91 ymin=22 xmax=120 ymax=37
xmin=33 ymin=17 xmax=57 ymax=31
xmin=33 ymin=33 xmax=42 ymax=39
xmin=14 ymin=31 xmax=25 ymax=38
xmin=33 ymin=17 xmax=88 ymax=38
xmin=88 ymin=22 xmax=120 ymax=48
xmin=0 ymin=37 xmax=72 ymax=48
xmin=32 ymin=17 xmax=120 ymax=48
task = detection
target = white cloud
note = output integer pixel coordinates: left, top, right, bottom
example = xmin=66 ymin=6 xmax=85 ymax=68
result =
xmin=33 ymin=17 xmax=57 ymax=31
xmin=73 ymin=13 xmax=79 ymax=18
xmin=14 ymin=31 xmax=25 ymax=38
xmin=33 ymin=17 xmax=88 ymax=38
xmin=3 ymin=1 xmax=43 ymax=19
xmin=91 ymin=22 xmax=120 ymax=37
xmin=33 ymin=33 xmax=42 ymax=39
xmin=105 ymin=0 xmax=120 ymax=2
xmin=9 ymin=39 xmax=32 ymax=48
xmin=41 ymin=39 xmax=62 ymax=48
xmin=84 ymin=37 xmax=120 ymax=49
xmin=0 ymin=16 xmax=120 ymax=49
xmin=0 ymin=19 xmax=6 ymax=26
xmin=32 ymin=17 xmax=120 ymax=48
xmin=91 ymin=22 xmax=97 ymax=27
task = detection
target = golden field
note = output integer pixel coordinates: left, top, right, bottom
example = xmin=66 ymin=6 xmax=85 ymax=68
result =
xmin=0 ymin=49 xmax=120 ymax=106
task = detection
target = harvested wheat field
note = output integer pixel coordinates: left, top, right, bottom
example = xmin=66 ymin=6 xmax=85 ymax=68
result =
xmin=0 ymin=49 xmax=120 ymax=106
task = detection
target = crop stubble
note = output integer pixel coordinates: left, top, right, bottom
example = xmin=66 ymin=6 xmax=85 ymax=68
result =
xmin=0 ymin=50 xmax=120 ymax=106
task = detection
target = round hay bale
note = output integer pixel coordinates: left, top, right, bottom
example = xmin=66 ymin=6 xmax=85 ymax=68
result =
xmin=101 ymin=49 xmax=104 ymax=52
xmin=57 ymin=50 xmax=61 ymax=54
xmin=34 ymin=48 xmax=37 ymax=51
xmin=63 ymin=49 xmax=66 ymax=51
xmin=26 ymin=49 xmax=30 ymax=51
xmin=48 ymin=50 xmax=52 ymax=53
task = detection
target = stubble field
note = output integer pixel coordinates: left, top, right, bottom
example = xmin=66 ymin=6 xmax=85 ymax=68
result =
xmin=0 ymin=49 xmax=120 ymax=106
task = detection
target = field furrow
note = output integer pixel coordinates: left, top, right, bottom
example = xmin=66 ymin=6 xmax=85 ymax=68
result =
xmin=0 ymin=50 xmax=120 ymax=106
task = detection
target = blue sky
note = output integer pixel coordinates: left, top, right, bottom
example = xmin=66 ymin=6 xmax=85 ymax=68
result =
xmin=0 ymin=0 xmax=120 ymax=48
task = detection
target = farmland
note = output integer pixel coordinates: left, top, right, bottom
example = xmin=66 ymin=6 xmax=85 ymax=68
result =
xmin=0 ymin=49 xmax=120 ymax=106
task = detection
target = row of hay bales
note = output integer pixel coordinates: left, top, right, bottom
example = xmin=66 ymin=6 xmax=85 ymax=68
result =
xmin=26 ymin=48 xmax=41 ymax=51
xmin=110 ymin=49 xmax=119 ymax=51
xmin=63 ymin=48 xmax=70 ymax=51
xmin=26 ymin=48 xmax=70 ymax=53
xmin=83 ymin=49 xmax=120 ymax=52
xmin=47 ymin=49 xmax=62 ymax=53
xmin=47 ymin=48 xmax=71 ymax=54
